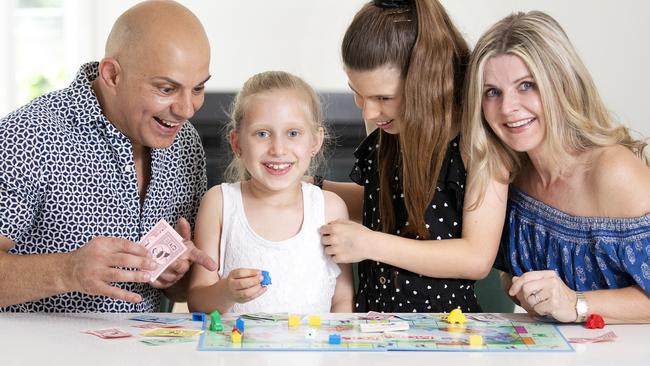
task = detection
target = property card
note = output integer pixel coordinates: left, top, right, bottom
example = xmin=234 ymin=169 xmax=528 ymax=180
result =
xmin=139 ymin=219 xmax=188 ymax=282
xmin=358 ymin=311 xmax=395 ymax=320
xmin=469 ymin=314 xmax=507 ymax=322
xmin=360 ymin=321 xmax=410 ymax=333
xmin=393 ymin=313 xmax=430 ymax=321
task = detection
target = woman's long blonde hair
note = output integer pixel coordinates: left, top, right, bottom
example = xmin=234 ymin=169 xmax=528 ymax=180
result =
xmin=462 ymin=10 xmax=648 ymax=208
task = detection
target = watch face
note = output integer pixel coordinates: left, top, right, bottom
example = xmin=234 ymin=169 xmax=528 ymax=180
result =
xmin=577 ymin=301 xmax=588 ymax=314
xmin=576 ymin=292 xmax=589 ymax=316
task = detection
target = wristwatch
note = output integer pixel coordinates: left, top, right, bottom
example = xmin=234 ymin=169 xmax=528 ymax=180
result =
xmin=575 ymin=291 xmax=589 ymax=322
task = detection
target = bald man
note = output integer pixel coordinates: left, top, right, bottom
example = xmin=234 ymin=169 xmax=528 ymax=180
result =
xmin=0 ymin=1 xmax=217 ymax=312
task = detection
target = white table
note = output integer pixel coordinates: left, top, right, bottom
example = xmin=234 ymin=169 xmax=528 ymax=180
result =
xmin=0 ymin=313 xmax=647 ymax=366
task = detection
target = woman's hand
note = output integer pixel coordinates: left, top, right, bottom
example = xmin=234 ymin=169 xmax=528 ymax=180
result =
xmin=320 ymin=219 xmax=373 ymax=263
xmin=509 ymin=270 xmax=578 ymax=322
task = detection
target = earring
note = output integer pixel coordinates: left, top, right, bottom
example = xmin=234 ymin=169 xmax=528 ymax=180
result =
xmin=311 ymin=151 xmax=316 ymax=157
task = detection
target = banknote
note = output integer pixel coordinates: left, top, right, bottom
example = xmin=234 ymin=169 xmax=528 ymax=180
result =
xmin=131 ymin=323 xmax=183 ymax=329
xmin=139 ymin=219 xmax=188 ymax=282
xmin=241 ymin=312 xmax=289 ymax=321
xmin=568 ymin=331 xmax=617 ymax=344
xmin=139 ymin=219 xmax=172 ymax=244
xmin=84 ymin=328 xmax=132 ymax=339
xmin=139 ymin=337 xmax=195 ymax=346
xmin=129 ymin=314 xmax=185 ymax=324
xmin=140 ymin=328 xmax=203 ymax=337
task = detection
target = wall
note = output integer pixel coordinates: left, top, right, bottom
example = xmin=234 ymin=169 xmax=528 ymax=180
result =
xmin=85 ymin=0 xmax=650 ymax=137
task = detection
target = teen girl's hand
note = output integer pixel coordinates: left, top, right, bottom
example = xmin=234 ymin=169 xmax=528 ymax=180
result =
xmin=224 ymin=268 xmax=267 ymax=304
xmin=509 ymin=270 xmax=578 ymax=322
xmin=320 ymin=219 xmax=373 ymax=263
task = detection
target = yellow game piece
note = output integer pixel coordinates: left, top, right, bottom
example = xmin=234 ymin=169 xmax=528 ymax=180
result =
xmin=308 ymin=315 xmax=321 ymax=327
xmin=469 ymin=335 xmax=483 ymax=347
xmin=446 ymin=308 xmax=466 ymax=325
xmin=231 ymin=329 xmax=242 ymax=343
xmin=288 ymin=315 xmax=301 ymax=327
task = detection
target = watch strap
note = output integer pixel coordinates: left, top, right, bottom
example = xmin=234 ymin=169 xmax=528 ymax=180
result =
xmin=575 ymin=291 xmax=589 ymax=323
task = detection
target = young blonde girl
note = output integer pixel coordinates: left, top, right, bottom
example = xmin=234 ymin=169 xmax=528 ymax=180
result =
xmin=188 ymin=71 xmax=354 ymax=314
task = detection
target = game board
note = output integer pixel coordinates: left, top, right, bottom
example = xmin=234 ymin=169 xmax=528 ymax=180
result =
xmin=197 ymin=313 xmax=573 ymax=352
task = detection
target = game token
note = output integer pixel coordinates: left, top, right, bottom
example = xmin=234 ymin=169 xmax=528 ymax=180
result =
xmin=586 ymin=314 xmax=605 ymax=329
xmin=328 ymin=334 xmax=342 ymax=345
xmin=231 ymin=328 xmax=242 ymax=343
xmin=192 ymin=312 xmax=206 ymax=322
xmin=235 ymin=318 xmax=245 ymax=332
xmin=447 ymin=308 xmax=466 ymax=325
xmin=288 ymin=315 xmax=301 ymax=327
xmin=210 ymin=311 xmax=223 ymax=332
xmin=469 ymin=335 xmax=483 ymax=347
xmin=261 ymin=270 xmax=272 ymax=286
xmin=308 ymin=315 xmax=321 ymax=327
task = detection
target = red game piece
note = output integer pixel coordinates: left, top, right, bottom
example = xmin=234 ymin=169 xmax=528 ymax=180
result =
xmin=585 ymin=314 xmax=605 ymax=329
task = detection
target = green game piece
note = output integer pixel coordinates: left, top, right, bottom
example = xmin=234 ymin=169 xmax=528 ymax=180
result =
xmin=209 ymin=310 xmax=223 ymax=332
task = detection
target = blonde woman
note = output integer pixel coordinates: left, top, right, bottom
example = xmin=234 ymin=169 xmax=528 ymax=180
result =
xmin=462 ymin=11 xmax=650 ymax=323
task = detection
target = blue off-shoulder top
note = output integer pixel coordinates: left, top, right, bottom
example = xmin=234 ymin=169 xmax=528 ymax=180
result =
xmin=496 ymin=186 xmax=650 ymax=295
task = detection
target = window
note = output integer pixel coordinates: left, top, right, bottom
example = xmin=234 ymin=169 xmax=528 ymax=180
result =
xmin=14 ymin=0 xmax=67 ymax=105
xmin=1 ymin=0 xmax=91 ymax=116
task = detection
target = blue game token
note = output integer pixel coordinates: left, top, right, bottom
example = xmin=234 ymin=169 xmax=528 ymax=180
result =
xmin=236 ymin=318 xmax=245 ymax=332
xmin=328 ymin=334 xmax=341 ymax=345
xmin=261 ymin=270 xmax=272 ymax=286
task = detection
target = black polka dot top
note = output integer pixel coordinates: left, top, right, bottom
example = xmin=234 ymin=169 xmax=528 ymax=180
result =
xmin=350 ymin=129 xmax=481 ymax=313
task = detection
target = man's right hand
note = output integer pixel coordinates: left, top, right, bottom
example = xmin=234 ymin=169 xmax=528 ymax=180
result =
xmin=65 ymin=236 xmax=156 ymax=303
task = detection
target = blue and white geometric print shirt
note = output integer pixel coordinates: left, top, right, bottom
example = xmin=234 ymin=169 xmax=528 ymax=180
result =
xmin=0 ymin=62 xmax=207 ymax=312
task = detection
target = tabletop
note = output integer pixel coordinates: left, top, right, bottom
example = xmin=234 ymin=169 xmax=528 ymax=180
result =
xmin=0 ymin=312 xmax=647 ymax=366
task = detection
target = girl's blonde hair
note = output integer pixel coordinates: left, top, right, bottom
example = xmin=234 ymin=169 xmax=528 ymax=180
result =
xmin=462 ymin=10 xmax=648 ymax=208
xmin=342 ymin=0 xmax=469 ymax=239
xmin=224 ymin=71 xmax=327 ymax=182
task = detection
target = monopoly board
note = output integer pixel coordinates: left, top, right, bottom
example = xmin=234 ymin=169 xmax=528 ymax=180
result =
xmin=197 ymin=313 xmax=573 ymax=352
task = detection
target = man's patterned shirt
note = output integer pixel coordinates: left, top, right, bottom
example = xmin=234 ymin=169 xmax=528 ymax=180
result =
xmin=0 ymin=62 xmax=207 ymax=312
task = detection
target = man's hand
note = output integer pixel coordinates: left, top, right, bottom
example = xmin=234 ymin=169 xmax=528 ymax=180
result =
xmin=66 ymin=236 xmax=155 ymax=303
xmin=150 ymin=217 xmax=217 ymax=289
